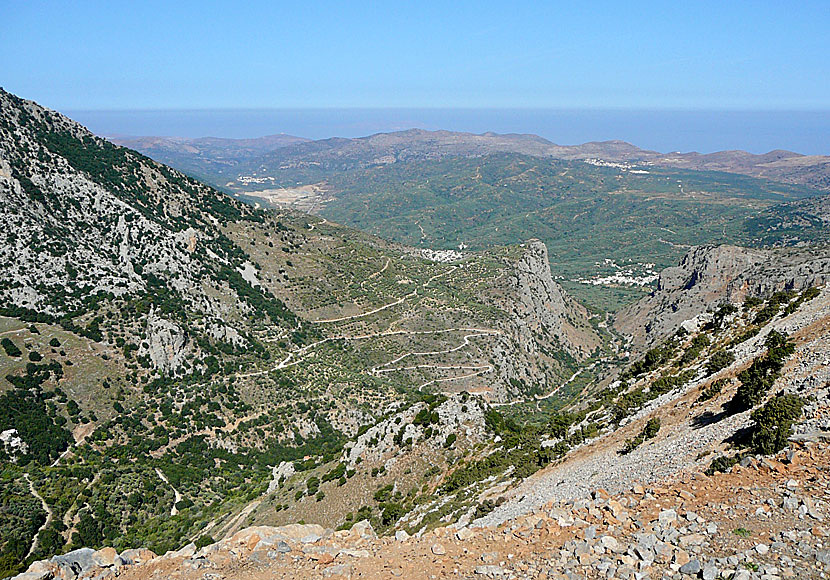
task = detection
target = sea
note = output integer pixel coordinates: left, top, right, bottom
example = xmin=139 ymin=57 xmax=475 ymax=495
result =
xmin=66 ymin=108 xmax=830 ymax=156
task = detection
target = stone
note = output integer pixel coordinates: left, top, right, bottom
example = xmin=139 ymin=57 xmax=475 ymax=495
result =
xmin=456 ymin=527 xmax=474 ymax=541
xmin=674 ymin=549 xmax=691 ymax=566
xmin=584 ymin=525 xmax=597 ymax=540
xmin=167 ymin=543 xmax=196 ymax=559
xmin=679 ymin=533 xmax=706 ymax=547
xmin=323 ymin=563 xmax=352 ymax=577
xmin=349 ymin=520 xmax=377 ymax=540
xmin=659 ymin=509 xmax=678 ymax=525
xmin=120 ymin=548 xmax=157 ymax=564
xmin=599 ymin=535 xmax=624 ymax=554
xmin=339 ymin=549 xmax=369 ymax=558
xmin=607 ymin=499 xmax=626 ymax=519
xmin=395 ymin=530 xmax=410 ymax=541
xmin=756 ymin=543 xmax=770 ymax=555
xmin=92 ymin=547 xmax=118 ymax=567
xmin=51 ymin=548 xmax=97 ymax=577
xmin=680 ymin=559 xmax=702 ymax=575
xmin=702 ymin=563 xmax=719 ymax=580
xmin=114 ymin=555 xmax=133 ymax=567
xmin=431 ymin=543 xmax=446 ymax=555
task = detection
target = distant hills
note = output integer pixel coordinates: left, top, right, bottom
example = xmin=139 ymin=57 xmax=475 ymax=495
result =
xmin=110 ymin=128 xmax=830 ymax=192
xmin=109 ymin=133 xmax=309 ymax=183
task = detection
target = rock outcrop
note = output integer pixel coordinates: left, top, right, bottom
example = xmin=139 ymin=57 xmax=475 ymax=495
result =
xmin=617 ymin=244 xmax=830 ymax=346
xmin=487 ymin=240 xmax=602 ymax=398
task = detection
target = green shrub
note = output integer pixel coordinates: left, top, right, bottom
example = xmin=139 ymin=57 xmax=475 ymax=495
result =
xmin=679 ymin=334 xmax=710 ymax=365
xmin=711 ymin=304 xmax=738 ymax=330
xmin=743 ymin=296 xmax=763 ymax=310
xmin=1 ymin=337 xmax=22 ymax=357
xmin=697 ymin=379 xmax=726 ymax=402
xmin=620 ymin=417 xmax=660 ymax=455
xmin=643 ymin=417 xmax=661 ymax=439
xmin=729 ymin=331 xmax=794 ymax=412
xmin=194 ymin=535 xmax=214 ymax=550
xmin=705 ymin=350 xmax=735 ymax=375
xmin=749 ymin=394 xmax=804 ymax=455
xmin=705 ymin=454 xmax=742 ymax=475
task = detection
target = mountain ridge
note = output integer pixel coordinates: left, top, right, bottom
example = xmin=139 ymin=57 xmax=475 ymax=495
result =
xmin=109 ymin=127 xmax=830 ymax=192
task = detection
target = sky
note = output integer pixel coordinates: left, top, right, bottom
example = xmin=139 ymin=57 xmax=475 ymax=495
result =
xmin=3 ymin=0 xmax=830 ymax=111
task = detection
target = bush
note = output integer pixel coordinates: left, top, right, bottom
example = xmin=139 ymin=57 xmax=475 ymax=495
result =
xmin=697 ymin=379 xmax=726 ymax=402
xmin=749 ymin=394 xmax=804 ymax=455
xmin=705 ymin=454 xmax=742 ymax=475
xmin=1 ymin=337 xmax=22 ymax=357
xmin=620 ymin=417 xmax=660 ymax=455
xmin=743 ymin=296 xmax=763 ymax=310
xmin=729 ymin=331 xmax=794 ymax=412
xmin=195 ymin=535 xmax=214 ymax=550
xmin=379 ymin=502 xmax=404 ymax=526
xmin=643 ymin=417 xmax=661 ymax=439
xmin=705 ymin=350 xmax=735 ymax=375
xmin=679 ymin=334 xmax=710 ymax=365
xmin=711 ymin=304 xmax=738 ymax=331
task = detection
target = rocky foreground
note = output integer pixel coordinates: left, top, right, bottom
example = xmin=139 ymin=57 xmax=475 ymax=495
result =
xmin=12 ymin=441 xmax=830 ymax=580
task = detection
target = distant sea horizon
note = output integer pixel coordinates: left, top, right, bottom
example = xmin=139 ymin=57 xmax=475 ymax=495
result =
xmin=66 ymin=108 xmax=830 ymax=156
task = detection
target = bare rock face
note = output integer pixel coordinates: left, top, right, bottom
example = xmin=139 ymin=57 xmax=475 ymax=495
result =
xmin=617 ymin=243 xmax=830 ymax=346
xmin=342 ymin=394 xmax=486 ymax=467
xmin=508 ymin=241 xmax=572 ymax=344
xmin=141 ymin=308 xmax=191 ymax=374
xmin=488 ymin=240 xmax=601 ymax=398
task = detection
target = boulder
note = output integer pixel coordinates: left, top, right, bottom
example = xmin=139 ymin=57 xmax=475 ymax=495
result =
xmin=349 ymin=520 xmax=377 ymax=541
xmin=50 ymin=548 xmax=96 ymax=578
xmin=119 ymin=548 xmax=155 ymax=564
xmin=92 ymin=547 xmax=118 ymax=567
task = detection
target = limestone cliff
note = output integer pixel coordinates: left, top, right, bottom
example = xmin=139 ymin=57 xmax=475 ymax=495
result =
xmin=616 ymin=243 xmax=830 ymax=346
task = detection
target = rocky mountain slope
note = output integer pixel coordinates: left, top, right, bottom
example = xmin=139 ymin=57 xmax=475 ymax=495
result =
xmin=4 ymin=89 xmax=830 ymax=580
xmin=617 ymin=244 xmax=830 ymax=347
xmin=12 ymin=272 xmax=830 ymax=580
xmin=17 ymin=441 xmax=830 ymax=580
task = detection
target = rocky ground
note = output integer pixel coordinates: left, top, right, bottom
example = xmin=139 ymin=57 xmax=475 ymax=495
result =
xmin=13 ymin=441 xmax=830 ymax=580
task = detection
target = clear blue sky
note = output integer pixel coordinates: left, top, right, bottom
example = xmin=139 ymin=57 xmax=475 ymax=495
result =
xmin=2 ymin=0 xmax=829 ymax=111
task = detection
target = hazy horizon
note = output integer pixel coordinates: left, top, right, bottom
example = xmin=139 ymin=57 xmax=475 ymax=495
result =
xmin=69 ymin=107 xmax=830 ymax=156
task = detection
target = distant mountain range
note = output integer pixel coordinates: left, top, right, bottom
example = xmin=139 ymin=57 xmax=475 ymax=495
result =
xmin=110 ymin=128 xmax=830 ymax=192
